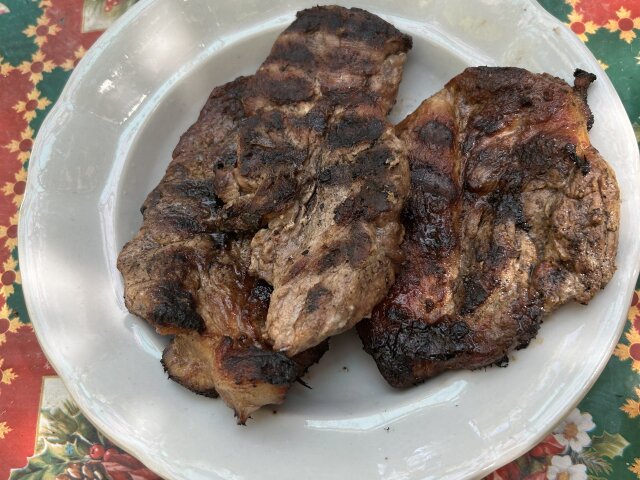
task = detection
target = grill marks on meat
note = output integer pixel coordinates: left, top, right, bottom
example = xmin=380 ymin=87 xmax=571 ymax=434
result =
xmin=118 ymin=6 xmax=412 ymax=420
xmin=119 ymin=8 xmax=617 ymax=413
xmin=119 ymin=78 xmax=249 ymax=336
xmin=154 ymin=234 xmax=328 ymax=424
xmin=118 ymin=78 xmax=250 ymax=334
xmin=117 ymin=79 xmax=326 ymax=423
xmin=358 ymin=67 xmax=620 ymax=387
xmin=236 ymin=7 xmax=412 ymax=355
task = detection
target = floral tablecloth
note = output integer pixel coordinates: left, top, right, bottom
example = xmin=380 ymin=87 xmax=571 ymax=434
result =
xmin=0 ymin=1 xmax=639 ymax=479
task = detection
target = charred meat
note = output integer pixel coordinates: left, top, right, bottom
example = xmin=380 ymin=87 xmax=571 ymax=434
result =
xmin=118 ymin=6 xmax=412 ymax=420
xmin=358 ymin=67 xmax=620 ymax=387
xmin=221 ymin=6 xmax=413 ymax=355
xmin=117 ymin=78 xmax=328 ymax=423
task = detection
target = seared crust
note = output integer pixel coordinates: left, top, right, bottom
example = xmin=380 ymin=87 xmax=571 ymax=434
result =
xmin=162 ymin=334 xmax=328 ymax=423
xmin=240 ymin=7 xmax=412 ymax=355
xmin=117 ymin=77 xmax=319 ymax=420
xmin=358 ymin=67 xmax=620 ymax=387
xmin=118 ymin=77 xmax=249 ymax=335
xmin=117 ymin=6 xmax=412 ymax=419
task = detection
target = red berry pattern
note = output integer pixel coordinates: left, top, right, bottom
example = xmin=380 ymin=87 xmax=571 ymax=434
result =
xmin=89 ymin=444 xmax=105 ymax=460
xmin=103 ymin=0 xmax=121 ymax=13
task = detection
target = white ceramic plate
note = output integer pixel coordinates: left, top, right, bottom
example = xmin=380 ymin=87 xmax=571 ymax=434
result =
xmin=20 ymin=0 xmax=640 ymax=479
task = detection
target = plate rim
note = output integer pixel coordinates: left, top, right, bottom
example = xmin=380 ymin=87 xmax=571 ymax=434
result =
xmin=18 ymin=0 xmax=640 ymax=478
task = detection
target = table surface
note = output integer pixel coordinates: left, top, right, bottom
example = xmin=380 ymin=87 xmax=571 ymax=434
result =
xmin=1 ymin=0 xmax=639 ymax=479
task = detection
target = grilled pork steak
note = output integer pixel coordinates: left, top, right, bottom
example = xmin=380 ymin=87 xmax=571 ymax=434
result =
xmin=222 ymin=6 xmax=412 ymax=355
xmin=118 ymin=77 xmax=248 ymax=337
xmin=118 ymin=78 xmax=326 ymax=423
xmin=118 ymin=6 xmax=412 ymax=420
xmin=358 ymin=67 xmax=620 ymax=387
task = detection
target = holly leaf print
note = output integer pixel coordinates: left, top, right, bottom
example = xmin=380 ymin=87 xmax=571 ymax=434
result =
xmin=9 ymin=440 xmax=70 ymax=480
xmin=590 ymin=431 xmax=630 ymax=459
xmin=576 ymin=449 xmax=612 ymax=476
xmin=40 ymin=399 xmax=101 ymax=450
